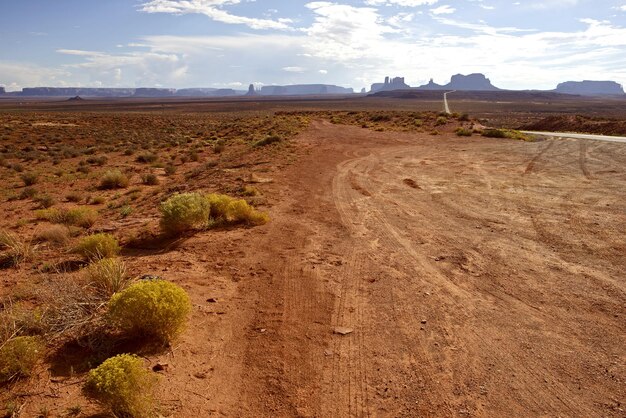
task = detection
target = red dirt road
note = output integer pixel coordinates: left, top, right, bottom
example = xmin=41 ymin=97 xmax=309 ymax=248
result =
xmin=18 ymin=121 xmax=624 ymax=416
xmin=183 ymin=121 xmax=625 ymax=417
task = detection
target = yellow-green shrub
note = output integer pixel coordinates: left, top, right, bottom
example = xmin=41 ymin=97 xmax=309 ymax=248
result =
xmin=206 ymin=193 xmax=269 ymax=226
xmin=73 ymin=233 xmax=120 ymax=260
xmin=86 ymin=258 xmax=130 ymax=296
xmin=159 ymin=192 xmax=210 ymax=235
xmin=35 ymin=207 xmax=98 ymax=228
xmin=99 ymin=170 xmax=129 ymax=190
xmin=0 ymin=336 xmax=43 ymax=382
xmin=85 ymin=354 xmax=156 ymax=417
xmin=108 ymin=280 xmax=191 ymax=343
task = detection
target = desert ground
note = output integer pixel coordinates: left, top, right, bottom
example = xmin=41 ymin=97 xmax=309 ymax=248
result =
xmin=0 ymin=97 xmax=624 ymax=417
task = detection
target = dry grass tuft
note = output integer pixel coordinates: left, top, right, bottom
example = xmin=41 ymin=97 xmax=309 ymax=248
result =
xmin=85 ymin=258 xmax=131 ymax=297
xmin=34 ymin=225 xmax=70 ymax=246
xmin=0 ymin=229 xmax=32 ymax=268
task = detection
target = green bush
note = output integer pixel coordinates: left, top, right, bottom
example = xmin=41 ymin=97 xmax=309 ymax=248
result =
xmin=99 ymin=170 xmax=129 ymax=190
xmin=434 ymin=116 xmax=448 ymax=126
xmin=85 ymin=354 xmax=156 ymax=417
xmin=108 ymin=280 xmax=192 ymax=343
xmin=141 ymin=173 xmax=159 ymax=186
xmin=135 ymin=153 xmax=158 ymax=164
xmin=159 ymin=192 xmax=210 ymax=235
xmin=73 ymin=233 xmax=120 ymax=260
xmin=86 ymin=258 xmax=130 ymax=296
xmin=482 ymin=128 xmax=508 ymax=138
xmin=254 ymin=135 xmax=282 ymax=147
xmin=455 ymin=127 xmax=473 ymax=137
xmin=35 ymin=194 xmax=56 ymax=209
xmin=0 ymin=336 xmax=43 ymax=382
xmin=20 ymin=172 xmax=39 ymax=186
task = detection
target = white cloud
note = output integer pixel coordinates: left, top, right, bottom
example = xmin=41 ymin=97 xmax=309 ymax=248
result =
xmin=283 ymin=66 xmax=306 ymax=72
xmin=364 ymin=0 xmax=438 ymax=5
xmin=430 ymin=5 xmax=455 ymax=14
xmin=0 ymin=62 xmax=71 ymax=91
xmin=56 ymin=48 xmax=189 ymax=86
xmin=139 ymin=0 xmax=293 ymax=30
xmin=524 ymin=0 xmax=579 ymax=9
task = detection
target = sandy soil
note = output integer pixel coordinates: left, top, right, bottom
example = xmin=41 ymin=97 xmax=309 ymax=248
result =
xmin=150 ymin=122 xmax=625 ymax=416
xmin=6 ymin=119 xmax=625 ymax=417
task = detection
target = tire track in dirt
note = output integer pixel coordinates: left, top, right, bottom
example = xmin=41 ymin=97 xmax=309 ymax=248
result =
xmin=579 ymin=141 xmax=593 ymax=180
xmin=332 ymin=150 xmax=460 ymax=416
xmin=524 ymin=141 xmax=554 ymax=175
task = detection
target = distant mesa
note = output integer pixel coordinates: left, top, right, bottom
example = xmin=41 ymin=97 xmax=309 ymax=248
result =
xmin=19 ymin=87 xmax=136 ymax=97
xmin=554 ymin=80 xmax=624 ymax=96
xmin=133 ymin=88 xmax=176 ymax=97
xmin=446 ymin=73 xmax=500 ymax=91
xmin=67 ymin=96 xmax=84 ymax=101
xmin=174 ymin=88 xmax=238 ymax=97
xmin=417 ymin=73 xmax=500 ymax=91
xmin=0 ymin=86 xmax=5 ymax=95
xmin=370 ymin=76 xmax=410 ymax=93
xmin=260 ymin=84 xmax=353 ymax=95
xmin=370 ymin=73 xmax=499 ymax=93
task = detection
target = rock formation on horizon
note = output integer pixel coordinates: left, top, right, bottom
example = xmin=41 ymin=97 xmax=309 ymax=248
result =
xmin=555 ymin=80 xmax=624 ymax=96
xmin=19 ymin=87 xmax=136 ymax=97
xmin=175 ymin=88 xmax=238 ymax=97
xmin=260 ymin=84 xmax=353 ymax=96
xmin=246 ymin=84 xmax=258 ymax=96
xmin=418 ymin=78 xmax=446 ymax=90
xmin=370 ymin=76 xmax=410 ymax=93
xmin=415 ymin=74 xmax=499 ymax=91
xmin=0 ymin=87 xmax=5 ymax=95
xmin=446 ymin=73 xmax=499 ymax=91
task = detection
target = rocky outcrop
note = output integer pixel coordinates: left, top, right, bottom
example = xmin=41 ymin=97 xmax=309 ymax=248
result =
xmin=370 ymin=76 xmax=410 ymax=93
xmin=555 ymin=80 xmax=624 ymax=96
xmin=0 ymin=87 xmax=5 ymax=95
xmin=133 ymin=88 xmax=175 ymax=97
xmin=246 ymin=84 xmax=258 ymax=96
xmin=175 ymin=88 xmax=239 ymax=97
xmin=417 ymin=78 xmax=446 ymax=90
xmin=260 ymin=84 xmax=353 ymax=95
xmin=446 ymin=73 xmax=499 ymax=91
xmin=20 ymin=87 xmax=135 ymax=97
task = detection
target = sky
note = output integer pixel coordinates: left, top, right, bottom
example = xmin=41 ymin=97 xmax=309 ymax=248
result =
xmin=1 ymin=0 xmax=626 ymax=92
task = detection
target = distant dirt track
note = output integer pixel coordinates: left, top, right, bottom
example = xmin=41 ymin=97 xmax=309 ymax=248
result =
xmin=219 ymin=121 xmax=625 ymax=417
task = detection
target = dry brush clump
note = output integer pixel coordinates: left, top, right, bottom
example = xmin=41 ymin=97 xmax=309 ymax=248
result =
xmin=34 ymin=225 xmax=71 ymax=246
xmin=0 ymin=229 xmax=32 ymax=268
xmin=85 ymin=258 xmax=130 ymax=297
xmin=99 ymin=169 xmax=129 ymax=190
xmin=85 ymin=354 xmax=157 ymax=417
xmin=35 ymin=207 xmax=98 ymax=228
